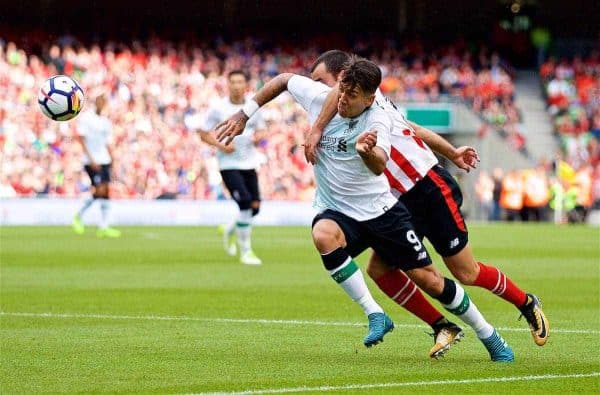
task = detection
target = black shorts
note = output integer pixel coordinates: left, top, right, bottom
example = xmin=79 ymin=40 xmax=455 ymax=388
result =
xmin=220 ymin=169 xmax=260 ymax=209
xmin=312 ymin=202 xmax=432 ymax=272
xmin=400 ymin=165 xmax=468 ymax=257
xmin=84 ymin=164 xmax=111 ymax=186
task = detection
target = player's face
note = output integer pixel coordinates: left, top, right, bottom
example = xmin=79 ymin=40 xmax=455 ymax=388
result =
xmin=310 ymin=63 xmax=337 ymax=87
xmin=337 ymin=83 xmax=375 ymax=118
xmin=228 ymin=74 xmax=248 ymax=100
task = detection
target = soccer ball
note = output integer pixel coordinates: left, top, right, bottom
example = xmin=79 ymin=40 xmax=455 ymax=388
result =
xmin=38 ymin=75 xmax=85 ymax=121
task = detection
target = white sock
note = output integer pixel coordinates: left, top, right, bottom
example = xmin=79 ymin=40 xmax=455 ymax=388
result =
xmin=327 ymin=257 xmax=383 ymax=316
xmin=99 ymin=199 xmax=109 ymax=229
xmin=236 ymin=209 xmax=253 ymax=255
xmin=77 ymin=198 xmax=94 ymax=218
xmin=443 ymin=282 xmax=494 ymax=339
xmin=225 ymin=220 xmax=236 ymax=238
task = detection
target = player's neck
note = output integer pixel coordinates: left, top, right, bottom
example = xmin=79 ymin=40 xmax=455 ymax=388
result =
xmin=229 ymin=95 xmax=244 ymax=105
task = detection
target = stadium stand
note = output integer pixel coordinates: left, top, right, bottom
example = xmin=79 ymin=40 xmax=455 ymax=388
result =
xmin=1 ymin=34 xmax=598 ymax=222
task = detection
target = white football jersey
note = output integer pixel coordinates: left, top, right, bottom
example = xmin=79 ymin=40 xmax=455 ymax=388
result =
xmin=288 ymin=75 xmax=398 ymax=221
xmin=375 ymin=90 xmax=438 ymax=196
xmin=76 ymin=110 xmax=112 ymax=165
xmin=200 ymin=96 xmax=266 ymax=170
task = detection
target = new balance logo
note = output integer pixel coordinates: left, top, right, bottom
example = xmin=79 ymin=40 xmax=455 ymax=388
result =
xmin=417 ymin=251 xmax=428 ymax=260
xmin=337 ymin=138 xmax=347 ymax=152
xmin=449 ymin=237 xmax=459 ymax=249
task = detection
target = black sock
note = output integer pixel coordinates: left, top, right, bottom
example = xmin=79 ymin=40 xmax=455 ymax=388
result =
xmin=320 ymin=247 xmax=349 ymax=271
xmin=435 ymin=277 xmax=457 ymax=305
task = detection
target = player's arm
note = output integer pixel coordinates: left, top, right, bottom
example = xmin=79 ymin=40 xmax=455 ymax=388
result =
xmin=106 ymin=124 xmax=115 ymax=164
xmin=197 ymin=129 xmax=235 ymax=153
xmin=74 ymin=134 xmax=99 ymax=170
xmin=192 ymin=105 xmax=235 ymax=153
xmin=356 ymin=131 xmax=388 ymax=175
xmin=106 ymin=144 xmax=114 ymax=163
xmin=107 ymin=144 xmax=114 ymax=164
xmin=357 ymin=109 xmax=393 ymax=175
xmin=216 ymin=73 xmax=295 ymax=145
xmin=304 ymin=84 xmax=340 ymax=164
xmin=409 ymin=120 xmax=480 ymax=172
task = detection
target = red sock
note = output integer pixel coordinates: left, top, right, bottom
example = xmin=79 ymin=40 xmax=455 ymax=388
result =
xmin=473 ymin=262 xmax=528 ymax=307
xmin=375 ymin=270 xmax=443 ymax=326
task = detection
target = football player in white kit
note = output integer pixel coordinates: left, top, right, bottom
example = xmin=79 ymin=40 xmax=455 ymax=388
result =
xmin=72 ymin=94 xmax=121 ymax=238
xmin=195 ymin=70 xmax=266 ymax=265
xmin=216 ymin=58 xmax=509 ymax=359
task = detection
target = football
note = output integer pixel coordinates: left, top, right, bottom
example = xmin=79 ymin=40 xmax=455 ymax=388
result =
xmin=38 ymin=75 xmax=85 ymax=121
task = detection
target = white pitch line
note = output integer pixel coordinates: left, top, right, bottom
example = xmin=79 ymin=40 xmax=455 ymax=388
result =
xmin=197 ymin=372 xmax=600 ymax=395
xmin=1 ymin=311 xmax=598 ymax=335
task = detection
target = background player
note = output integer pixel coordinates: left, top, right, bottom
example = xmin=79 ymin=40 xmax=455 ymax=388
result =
xmin=193 ymin=70 xmax=266 ymax=265
xmin=72 ymin=93 xmax=121 ymax=238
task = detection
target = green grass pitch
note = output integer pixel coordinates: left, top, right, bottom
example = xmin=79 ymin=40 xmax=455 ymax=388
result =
xmin=1 ymin=224 xmax=599 ymax=394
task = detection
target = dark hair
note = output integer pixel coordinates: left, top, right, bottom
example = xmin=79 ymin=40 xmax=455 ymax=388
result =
xmin=339 ymin=56 xmax=381 ymax=94
xmin=228 ymin=69 xmax=249 ymax=81
xmin=310 ymin=50 xmax=350 ymax=77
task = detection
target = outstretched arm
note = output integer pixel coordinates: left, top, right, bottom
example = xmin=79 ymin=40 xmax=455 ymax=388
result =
xmin=304 ymin=84 xmax=340 ymax=164
xmin=409 ymin=121 xmax=480 ymax=172
xmin=253 ymin=73 xmax=295 ymax=107
xmin=216 ymin=73 xmax=294 ymax=145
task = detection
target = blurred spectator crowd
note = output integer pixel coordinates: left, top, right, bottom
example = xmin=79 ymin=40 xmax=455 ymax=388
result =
xmin=0 ymin=35 xmax=597 ymax=215
xmin=473 ymin=53 xmax=600 ymax=223
xmin=1 ymin=37 xmax=319 ymax=200
xmin=376 ymin=43 xmax=527 ymax=154
xmin=540 ymin=53 xmax=600 ymax=170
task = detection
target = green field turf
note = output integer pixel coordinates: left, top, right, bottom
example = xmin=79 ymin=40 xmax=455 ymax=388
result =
xmin=1 ymin=224 xmax=599 ymax=394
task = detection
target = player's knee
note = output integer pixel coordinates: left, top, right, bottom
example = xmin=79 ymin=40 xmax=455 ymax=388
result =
xmin=100 ymin=188 xmax=109 ymax=199
xmin=251 ymin=202 xmax=260 ymax=216
xmin=93 ymin=187 xmax=105 ymax=199
xmin=312 ymin=221 xmax=342 ymax=253
xmin=312 ymin=229 xmax=336 ymax=253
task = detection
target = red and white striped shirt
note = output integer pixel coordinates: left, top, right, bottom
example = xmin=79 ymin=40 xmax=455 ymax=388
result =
xmin=375 ymin=91 xmax=438 ymax=196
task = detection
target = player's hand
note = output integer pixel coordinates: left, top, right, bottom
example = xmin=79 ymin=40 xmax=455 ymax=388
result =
xmin=356 ymin=131 xmax=378 ymax=156
xmin=451 ymin=146 xmax=480 ymax=172
xmin=220 ymin=144 xmax=235 ymax=154
xmin=215 ymin=110 xmax=249 ymax=146
xmin=303 ymin=126 xmax=323 ymax=164
xmin=90 ymin=162 xmax=101 ymax=172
